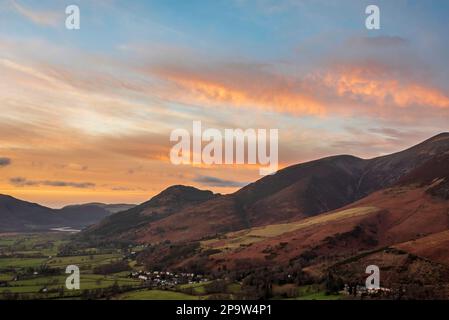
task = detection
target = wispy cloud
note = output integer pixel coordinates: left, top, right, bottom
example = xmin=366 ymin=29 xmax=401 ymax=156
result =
xmin=149 ymin=62 xmax=327 ymax=116
xmin=9 ymin=0 xmax=61 ymax=27
xmin=320 ymin=64 xmax=449 ymax=109
xmin=1 ymin=1 xmax=448 ymax=207
xmin=194 ymin=175 xmax=248 ymax=188
xmin=143 ymin=55 xmax=449 ymax=117
xmin=345 ymin=36 xmax=409 ymax=48
xmin=10 ymin=177 xmax=95 ymax=189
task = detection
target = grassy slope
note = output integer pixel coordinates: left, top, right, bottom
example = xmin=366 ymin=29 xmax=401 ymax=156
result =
xmin=117 ymin=289 xmax=200 ymax=300
xmin=202 ymin=206 xmax=379 ymax=250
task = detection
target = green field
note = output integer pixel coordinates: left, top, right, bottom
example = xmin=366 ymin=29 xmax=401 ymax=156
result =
xmin=0 ymin=233 xmax=340 ymax=300
xmin=46 ymin=253 xmax=122 ymax=269
xmin=117 ymin=289 xmax=200 ymax=300
xmin=0 ymin=233 xmax=143 ymax=299
xmin=272 ymin=284 xmax=341 ymax=300
xmin=178 ymin=281 xmax=211 ymax=294
xmin=0 ymin=258 xmax=47 ymax=269
xmin=295 ymin=292 xmax=340 ymax=300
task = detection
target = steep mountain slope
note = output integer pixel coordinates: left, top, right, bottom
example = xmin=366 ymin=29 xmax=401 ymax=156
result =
xmin=233 ymin=155 xmax=366 ymax=225
xmin=84 ymin=132 xmax=449 ymax=244
xmin=235 ymin=132 xmax=449 ymax=226
xmin=193 ymin=152 xmax=449 ymax=272
xmin=0 ymin=195 xmax=135 ymax=232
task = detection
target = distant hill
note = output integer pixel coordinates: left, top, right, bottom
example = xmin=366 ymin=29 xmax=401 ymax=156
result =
xmin=57 ymin=203 xmax=135 ymax=227
xmin=63 ymin=203 xmax=134 ymax=214
xmin=82 ymin=133 xmax=449 ymax=244
xmin=0 ymin=196 xmax=135 ymax=232
xmin=139 ymin=151 xmax=449 ymax=276
xmin=0 ymin=194 xmax=64 ymax=232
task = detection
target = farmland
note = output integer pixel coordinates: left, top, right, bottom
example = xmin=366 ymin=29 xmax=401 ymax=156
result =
xmin=0 ymin=232 xmax=143 ymax=299
xmin=0 ymin=232 xmax=343 ymax=300
xmin=0 ymin=232 xmax=244 ymax=300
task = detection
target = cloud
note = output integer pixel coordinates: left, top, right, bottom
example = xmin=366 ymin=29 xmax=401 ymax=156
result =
xmin=327 ymin=127 xmax=440 ymax=158
xmin=346 ymin=36 xmax=408 ymax=48
xmin=9 ymin=177 xmax=95 ymax=189
xmin=0 ymin=157 xmax=11 ymax=167
xmin=193 ymin=175 xmax=248 ymax=188
xmin=150 ymin=63 xmax=326 ymax=116
xmin=319 ymin=65 xmax=449 ymax=109
xmin=54 ymin=163 xmax=88 ymax=171
xmin=9 ymin=0 xmax=61 ymax=27
xmin=144 ymin=56 xmax=449 ymax=119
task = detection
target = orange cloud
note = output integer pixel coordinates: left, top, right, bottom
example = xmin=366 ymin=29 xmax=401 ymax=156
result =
xmin=147 ymin=60 xmax=449 ymax=120
xmin=321 ymin=67 xmax=449 ymax=109
xmin=2 ymin=37 xmax=449 ymax=207
xmin=152 ymin=66 xmax=326 ymax=116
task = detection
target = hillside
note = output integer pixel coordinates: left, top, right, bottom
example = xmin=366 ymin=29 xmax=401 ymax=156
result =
xmin=83 ymin=133 xmax=449 ymax=244
xmin=0 ymin=194 xmax=64 ymax=231
xmin=235 ymin=132 xmax=449 ymax=226
xmin=0 ymin=195 xmax=135 ymax=232
xmin=123 ymin=147 xmax=449 ymax=282
xmin=83 ymin=185 xmax=218 ymax=240
xmin=175 ymin=152 xmax=449 ymax=274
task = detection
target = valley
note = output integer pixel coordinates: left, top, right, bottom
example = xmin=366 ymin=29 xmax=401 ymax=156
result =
xmin=0 ymin=232 xmax=339 ymax=300
xmin=2 ymin=133 xmax=449 ymax=300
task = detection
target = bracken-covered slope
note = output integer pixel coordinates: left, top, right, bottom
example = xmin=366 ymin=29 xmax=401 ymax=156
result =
xmin=191 ymin=152 xmax=449 ymax=273
xmin=234 ymin=132 xmax=449 ymax=226
xmin=83 ymin=133 xmax=449 ymax=244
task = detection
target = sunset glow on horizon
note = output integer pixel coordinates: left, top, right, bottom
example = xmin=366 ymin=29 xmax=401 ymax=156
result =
xmin=1 ymin=0 xmax=448 ymax=207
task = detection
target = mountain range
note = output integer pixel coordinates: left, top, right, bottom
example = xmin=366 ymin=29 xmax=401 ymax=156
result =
xmin=82 ymin=132 xmax=449 ymax=244
xmin=3 ymin=132 xmax=449 ymax=292
xmin=78 ymin=132 xmax=449 ymax=294
xmin=0 ymin=196 xmax=133 ymax=232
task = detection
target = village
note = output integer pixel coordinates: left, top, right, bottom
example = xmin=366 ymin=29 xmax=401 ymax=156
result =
xmin=129 ymin=270 xmax=210 ymax=290
xmin=341 ymin=284 xmax=392 ymax=298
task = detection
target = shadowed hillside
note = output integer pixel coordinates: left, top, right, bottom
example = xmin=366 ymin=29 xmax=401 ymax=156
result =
xmin=82 ymin=133 xmax=449 ymax=244
xmin=0 ymin=195 xmax=134 ymax=232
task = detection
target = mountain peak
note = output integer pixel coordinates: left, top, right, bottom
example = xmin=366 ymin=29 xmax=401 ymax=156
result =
xmin=161 ymin=184 xmax=204 ymax=192
xmin=426 ymin=132 xmax=449 ymax=142
xmin=150 ymin=185 xmax=215 ymax=204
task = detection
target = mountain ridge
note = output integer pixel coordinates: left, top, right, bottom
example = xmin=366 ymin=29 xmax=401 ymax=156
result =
xmin=81 ymin=132 xmax=449 ymax=244
xmin=0 ymin=194 xmax=136 ymax=232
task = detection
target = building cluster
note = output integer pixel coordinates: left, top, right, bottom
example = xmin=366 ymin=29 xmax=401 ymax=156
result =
xmin=129 ymin=270 xmax=209 ymax=289
xmin=342 ymin=284 xmax=392 ymax=297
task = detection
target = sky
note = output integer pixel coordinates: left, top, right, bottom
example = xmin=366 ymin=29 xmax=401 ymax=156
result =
xmin=0 ymin=0 xmax=448 ymax=207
